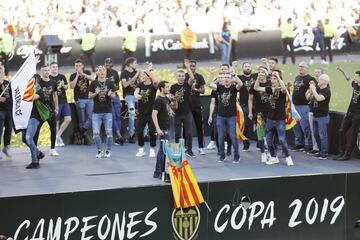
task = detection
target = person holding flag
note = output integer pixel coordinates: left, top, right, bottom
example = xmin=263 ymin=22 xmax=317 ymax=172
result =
xmin=0 ymin=64 xmax=12 ymax=159
xmin=248 ymin=66 xmax=271 ymax=163
xmin=258 ymin=70 xmax=294 ymax=166
xmin=25 ymin=65 xmax=58 ymax=169
xmin=208 ymin=65 xmax=243 ymax=163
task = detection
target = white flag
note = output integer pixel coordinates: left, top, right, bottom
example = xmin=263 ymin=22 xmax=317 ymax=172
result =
xmin=11 ymin=52 xmax=37 ymax=131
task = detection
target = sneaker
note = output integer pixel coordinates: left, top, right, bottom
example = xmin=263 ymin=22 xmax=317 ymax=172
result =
xmin=2 ymin=145 xmax=11 ymax=157
xmin=153 ymin=171 xmax=161 ymax=179
xmin=261 ymin=153 xmax=268 ymax=163
xmin=206 ymin=141 xmax=216 ymax=150
xmin=266 ymin=157 xmax=280 ymax=165
xmin=199 ymin=148 xmax=206 ymax=155
xmin=291 ymin=145 xmax=304 ymax=151
xmin=304 ymin=146 xmax=313 ymax=153
xmin=104 ymin=151 xmax=111 ymax=158
xmin=322 ymin=60 xmax=328 ymax=64
xmin=233 ymin=155 xmax=240 ymax=163
xmin=338 ymin=154 xmax=351 ymax=161
xmin=49 ymin=149 xmax=59 ymax=156
xmin=114 ymin=137 xmax=125 ymax=146
xmin=55 ymin=137 xmax=65 ymax=147
xmin=136 ymin=148 xmax=146 ymax=157
xmin=164 ymin=174 xmax=171 ymax=183
xmin=286 ymin=156 xmax=294 ymax=166
xmin=59 ymin=137 xmax=65 ymax=147
xmin=26 ymin=162 xmax=40 ymax=169
xmin=242 ymin=145 xmax=250 ymax=152
xmin=186 ymin=150 xmax=195 ymax=157
xmin=37 ymin=151 xmax=45 ymax=160
xmin=319 ymin=155 xmax=327 ymax=160
xmin=129 ymin=135 xmax=136 ymax=144
xmin=149 ymin=148 xmax=156 ymax=158
xmin=218 ymin=155 xmax=226 ymax=163
xmin=308 ymin=149 xmax=319 ymax=155
xmin=96 ymin=150 xmax=104 ymax=158
xmin=312 ymin=153 xmax=321 ymax=158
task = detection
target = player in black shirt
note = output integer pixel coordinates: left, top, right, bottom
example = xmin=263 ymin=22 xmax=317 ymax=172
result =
xmin=170 ymin=68 xmax=194 ymax=157
xmin=89 ymin=66 xmax=116 ymax=158
xmin=249 ymin=66 xmax=271 ymax=163
xmin=238 ymin=62 xmax=258 ymax=150
xmin=208 ymin=66 xmax=243 ymax=163
xmin=104 ymin=58 xmax=125 ymax=145
xmin=334 ymin=66 xmax=360 ymax=160
xmin=152 ymin=81 xmax=177 ymax=181
xmin=185 ymin=60 xmax=206 ymax=155
xmin=121 ymin=57 xmax=140 ymax=143
xmin=69 ymin=59 xmax=95 ymax=145
xmin=261 ymin=70 xmax=294 ymax=166
xmin=49 ymin=62 xmax=71 ymax=148
xmin=291 ymin=62 xmax=315 ymax=152
xmin=134 ymin=63 xmax=158 ymax=158
xmin=306 ymin=74 xmax=331 ymax=159
xmin=0 ymin=64 xmax=12 ymax=159
xmin=26 ymin=65 xmax=58 ymax=169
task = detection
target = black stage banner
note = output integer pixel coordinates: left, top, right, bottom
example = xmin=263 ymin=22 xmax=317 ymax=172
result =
xmin=5 ymin=26 xmax=359 ymax=71
xmin=1 ymin=173 xmax=359 ymax=240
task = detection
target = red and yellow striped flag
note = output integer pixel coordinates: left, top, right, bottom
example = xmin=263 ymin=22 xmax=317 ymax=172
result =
xmin=285 ymin=94 xmax=297 ymax=130
xmin=236 ymin=103 xmax=247 ymax=141
xmin=22 ymin=78 xmax=35 ymax=102
xmin=168 ymin=160 xmax=204 ymax=209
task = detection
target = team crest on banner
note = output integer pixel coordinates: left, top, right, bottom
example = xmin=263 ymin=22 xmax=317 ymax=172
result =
xmin=172 ymin=206 xmax=200 ymax=240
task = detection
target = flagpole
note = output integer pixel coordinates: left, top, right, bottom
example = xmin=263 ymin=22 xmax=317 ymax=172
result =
xmin=0 ymin=84 xmax=9 ymax=98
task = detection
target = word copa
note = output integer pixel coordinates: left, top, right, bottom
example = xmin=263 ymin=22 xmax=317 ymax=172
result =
xmin=214 ymin=196 xmax=344 ymax=233
xmin=11 ymin=208 xmax=158 ymax=240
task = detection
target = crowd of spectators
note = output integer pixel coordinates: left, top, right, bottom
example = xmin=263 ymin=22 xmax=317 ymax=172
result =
xmin=1 ymin=0 xmax=360 ymax=41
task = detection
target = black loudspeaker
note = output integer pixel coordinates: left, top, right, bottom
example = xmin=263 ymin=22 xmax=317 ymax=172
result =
xmin=38 ymin=35 xmax=63 ymax=54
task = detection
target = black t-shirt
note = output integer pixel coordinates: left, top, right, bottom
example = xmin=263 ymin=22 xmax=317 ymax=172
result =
xmin=185 ymin=72 xmax=205 ymax=110
xmin=170 ymin=83 xmax=192 ymax=115
xmin=107 ymin=68 xmax=120 ymax=96
xmin=70 ymin=70 xmax=92 ymax=101
xmin=292 ymin=74 xmax=315 ymax=105
xmin=50 ymin=74 xmax=68 ymax=104
xmin=153 ymin=96 xmax=170 ymax=130
xmin=0 ymin=80 xmax=12 ymax=111
xmin=137 ymin=82 xmax=157 ymax=115
xmin=238 ymin=73 xmax=258 ymax=104
xmin=312 ymin=87 xmax=331 ymax=117
xmin=347 ymin=81 xmax=360 ymax=114
xmin=31 ymin=79 xmax=57 ymax=120
xmin=210 ymin=90 xmax=218 ymax=116
xmin=89 ymin=79 xmax=116 ymax=113
xmin=266 ymin=87 xmax=286 ymax=120
xmin=216 ymin=84 xmax=238 ymax=117
xmin=249 ymin=81 xmax=272 ymax=113
xmin=120 ymin=69 xmax=138 ymax=98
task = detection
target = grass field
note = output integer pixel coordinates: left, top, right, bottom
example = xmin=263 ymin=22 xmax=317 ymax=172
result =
xmin=7 ymin=61 xmax=360 ymax=148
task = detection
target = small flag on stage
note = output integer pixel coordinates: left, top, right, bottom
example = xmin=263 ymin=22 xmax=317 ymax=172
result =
xmin=285 ymin=91 xmax=301 ymax=130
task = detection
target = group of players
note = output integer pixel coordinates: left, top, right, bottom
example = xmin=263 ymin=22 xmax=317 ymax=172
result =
xmin=0 ymin=56 xmax=359 ymax=176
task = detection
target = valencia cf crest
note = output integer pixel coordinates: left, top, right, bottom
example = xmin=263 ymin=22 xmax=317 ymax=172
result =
xmin=172 ymin=206 xmax=200 ymax=240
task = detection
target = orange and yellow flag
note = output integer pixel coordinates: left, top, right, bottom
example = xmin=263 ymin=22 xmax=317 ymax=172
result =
xmin=236 ymin=103 xmax=247 ymax=141
xmin=22 ymin=78 xmax=35 ymax=102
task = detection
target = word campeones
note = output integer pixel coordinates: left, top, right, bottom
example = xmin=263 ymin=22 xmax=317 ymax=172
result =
xmin=11 ymin=208 xmax=158 ymax=240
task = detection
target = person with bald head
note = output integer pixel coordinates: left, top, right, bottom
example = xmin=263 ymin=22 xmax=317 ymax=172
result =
xmin=291 ymin=62 xmax=315 ymax=152
xmin=306 ymin=74 xmax=331 ymax=159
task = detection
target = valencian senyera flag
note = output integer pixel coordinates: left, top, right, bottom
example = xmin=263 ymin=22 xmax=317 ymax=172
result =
xmin=236 ymin=103 xmax=247 ymax=141
xmin=285 ymin=90 xmax=301 ymax=130
xmin=11 ymin=51 xmax=37 ymax=131
xmin=164 ymin=140 xmax=210 ymax=211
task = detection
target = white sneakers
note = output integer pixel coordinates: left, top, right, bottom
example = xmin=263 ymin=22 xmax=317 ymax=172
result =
xmin=261 ymin=153 xmax=268 ymax=163
xmin=286 ymin=156 xmax=294 ymax=166
xmin=206 ymin=141 xmax=216 ymax=150
xmin=96 ymin=150 xmax=104 ymax=158
xmin=199 ymin=148 xmax=206 ymax=155
xmin=49 ymin=149 xmax=59 ymax=156
xmin=55 ymin=137 xmax=65 ymax=147
xmin=266 ymin=157 xmax=280 ymax=165
xmin=136 ymin=148 xmax=156 ymax=157
xmin=149 ymin=148 xmax=156 ymax=158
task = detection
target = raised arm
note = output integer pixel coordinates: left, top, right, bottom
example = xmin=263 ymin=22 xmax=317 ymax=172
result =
xmin=336 ymin=65 xmax=352 ymax=82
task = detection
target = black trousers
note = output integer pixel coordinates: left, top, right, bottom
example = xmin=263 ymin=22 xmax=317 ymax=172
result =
xmin=137 ymin=114 xmax=156 ymax=147
xmin=339 ymin=113 xmax=360 ymax=156
xmin=311 ymin=40 xmax=325 ymax=60
xmin=0 ymin=110 xmax=12 ymax=146
xmin=231 ymin=39 xmax=237 ymax=63
xmin=281 ymin=38 xmax=295 ymax=64
xmin=324 ymin=37 xmax=333 ymax=62
xmin=175 ymin=113 xmax=192 ymax=151
xmin=81 ymin=48 xmax=95 ymax=72
xmin=34 ymin=116 xmax=57 ymax=149
xmin=191 ymin=108 xmax=204 ymax=148
xmin=122 ymin=49 xmax=135 ymax=70
xmin=0 ymin=52 xmax=9 ymax=75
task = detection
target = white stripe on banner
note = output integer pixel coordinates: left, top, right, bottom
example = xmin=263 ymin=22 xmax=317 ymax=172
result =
xmin=11 ymin=51 xmax=37 ymax=131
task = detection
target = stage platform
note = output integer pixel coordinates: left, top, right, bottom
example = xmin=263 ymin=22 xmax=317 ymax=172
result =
xmin=1 ymin=138 xmax=359 ymax=198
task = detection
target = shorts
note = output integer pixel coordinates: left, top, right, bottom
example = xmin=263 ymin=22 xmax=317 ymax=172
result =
xmin=56 ymin=103 xmax=71 ymax=121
